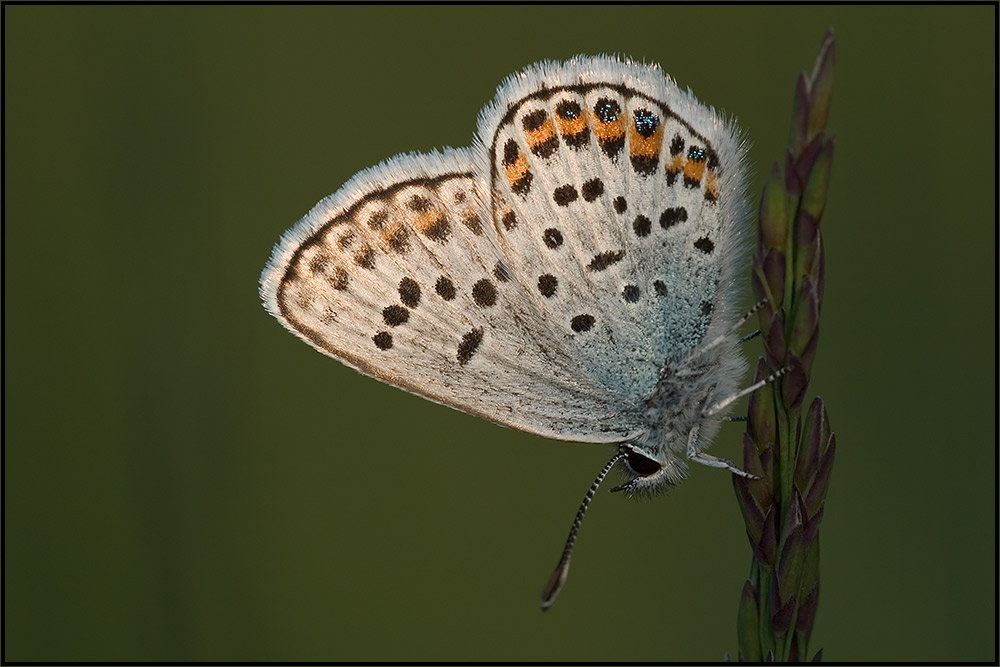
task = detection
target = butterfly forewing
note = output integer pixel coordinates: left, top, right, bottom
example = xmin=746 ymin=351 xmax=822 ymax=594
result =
xmin=261 ymin=149 xmax=638 ymax=442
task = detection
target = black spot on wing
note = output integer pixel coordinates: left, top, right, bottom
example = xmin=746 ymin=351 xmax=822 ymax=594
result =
xmin=594 ymin=98 xmax=620 ymax=122
xmin=382 ymin=305 xmax=409 ymax=327
xmin=408 ymin=195 xmax=432 ymax=213
xmin=463 ymin=213 xmax=484 ymax=235
xmin=368 ymin=210 xmax=389 ymax=230
xmin=330 ymin=266 xmax=349 ymax=290
xmin=581 ymin=178 xmax=604 ymax=202
xmin=553 ymin=184 xmax=578 ymax=206
xmin=587 ymin=250 xmax=625 ymax=272
xmin=387 ymin=227 xmax=410 ymax=254
xmin=537 ymin=274 xmax=557 ymax=298
xmin=398 ymin=277 xmax=420 ymax=308
xmin=633 ymin=215 xmax=651 ymax=237
xmin=571 ymin=314 xmax=595 ymax=332
xmin=543 ymin=228 xmax=563 ymax=249
xmin=502 ymin=139 xmax=519 ymax=166
xmin=372 ymin=331 xmax=392 ymax=350
xmin=435 ymin=276 xmax=456 ymax=301
xmin=669 ymin=134 xmax=685 ymax=155
xmin=457 ymin=327 xmax=484 ymax=365
xmin=472 ymin=278 xmax=497 ymax=307
xmin=424 ymin=217 xmax=451 ymax=243
xmin=522 ymin=109 xmax=547 ymax=131
xmin=633 ymin=109 xmax=659 ymax=137
xmin=660 ymin=207 xmax=688 ymax=229
xmin=354 ymin=245 xmax=375 ymax=269
xmin=502 ymin=211 xmax=518 ymax=230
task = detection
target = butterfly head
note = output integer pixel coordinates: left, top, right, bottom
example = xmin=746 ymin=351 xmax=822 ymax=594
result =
xmin=612 ymin=443 xmax=688 ymax=496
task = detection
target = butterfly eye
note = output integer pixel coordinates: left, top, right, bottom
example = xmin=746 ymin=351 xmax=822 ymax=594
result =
xmin=625 ymin=450 xmax=663 ymax=476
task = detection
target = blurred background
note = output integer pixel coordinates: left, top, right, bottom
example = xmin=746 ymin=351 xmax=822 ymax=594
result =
xmin=4 ymin=5 xmax=995 ymax=662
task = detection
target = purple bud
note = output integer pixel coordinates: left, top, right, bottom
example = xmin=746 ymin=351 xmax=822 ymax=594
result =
xmin=762 ymin=249 xmax=787 ymax=312
xmin=789 ymin=73 xmax=811 ymax=158
xmin=749 ymin=359 xmax=777 ymax=447
xmin=795 ymin=135 xmax=825 ymax=188
xmin=815 ymin=233 xmax=826 ymax=304
xmin=764 ymin=316 xmax=788 ymax=370
xmin=733 ymin=454 xmax=767 ymax=542
xmin=741 ymin=431 xmax=768 ymax=479
xmin=794 ymin=211 xmax=820 ymax=288
xmin=777 ymin=528 xmax=806 ymax=608
xmin=797 ymin=585 xmax=820 ymax=636
xmin=802 ymin=506 xmax=824 ymax=543
xmin=785 ymin=150 xmax=803 ymax=196
xmin=771 ymin=595 xmax=796 ymax=635
xmin=781 ymin=491 xmax=805 ymax=542
xmin=759 ymin=447 xmax=774 ymax=485
xmin=789 ymin=278 xmax=820 ymax=361
xmin=795 ymin=398 xmax=827 ymax=492
xmin=799 ymin=323 xmax=821 ymax=381
xmin=758 ymin=506 xmax=778 ymax=566
xmin=781 ymin=358 xmax=808 ymax=409
xmin=805 ymin=436 xmax=836 ymax=515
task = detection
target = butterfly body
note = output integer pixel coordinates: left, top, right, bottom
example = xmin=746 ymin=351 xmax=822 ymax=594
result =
xmin=261 ymin=55 xmax=750 ymax=496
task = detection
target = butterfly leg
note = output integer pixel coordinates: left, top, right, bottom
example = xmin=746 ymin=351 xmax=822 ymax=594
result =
xmin=696 ymin=299 xmax=768 ymax=357
xmin=703 ymin=365 xmax=791 ymax=417
xmin=685 ymin=425 xmax=756 ymax=478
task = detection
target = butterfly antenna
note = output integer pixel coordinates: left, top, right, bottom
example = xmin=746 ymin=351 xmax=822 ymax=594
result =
xmin=541 ymin=450 xmax=626 ymax=611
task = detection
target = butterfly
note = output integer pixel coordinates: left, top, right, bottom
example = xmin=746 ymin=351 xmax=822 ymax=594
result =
xmin=260 ymin=55 xmax=764 ymax=608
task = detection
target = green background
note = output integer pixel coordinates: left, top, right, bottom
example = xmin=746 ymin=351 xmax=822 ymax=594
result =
xmin=4 ymin=5 xmax=995 ymax=662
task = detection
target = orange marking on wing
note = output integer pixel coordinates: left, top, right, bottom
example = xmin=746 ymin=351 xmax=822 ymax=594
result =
xmin=525 ymin=118 xmax=557 ymax=148
xmin=504 ymin=153 xmax=530 ymax=187
xmin=665 ymin=155 xmax=685 ymax=174
xmin=412 ymin=210 xmax=443 ymax=232
xmin=628 ymin=123 xmax=664 ymax=158
xmin=705 ymin=171 xmax=720 ymax=199
xmin=593 ymin=115 xmax=625 ymax=142
xmin=377 ymin=223 xmax=400 ymax=243
xmin=684 ymin=158 xmax=706 ymax=183
xmin=556 ymin=110 xmax=588 ymax=137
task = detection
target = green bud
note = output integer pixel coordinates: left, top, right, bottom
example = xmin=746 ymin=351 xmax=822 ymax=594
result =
xmin=801 ymin=139 xmax=835 ymax=222
xmin=738 ymin=580 xmax=763 ymax=662
xmin=807 ymin=29 xmax=836 ymax=141
xmin=759 ymin=163 xmax=789 ymax=251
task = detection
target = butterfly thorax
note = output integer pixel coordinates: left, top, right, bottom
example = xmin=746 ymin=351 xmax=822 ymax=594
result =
xmin=618 ymin=338 xmax=745 ymax=495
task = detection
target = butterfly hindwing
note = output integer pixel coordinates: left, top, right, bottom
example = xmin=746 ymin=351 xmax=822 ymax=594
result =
xmin=475 ymin=56 xmax=748 ymax=401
